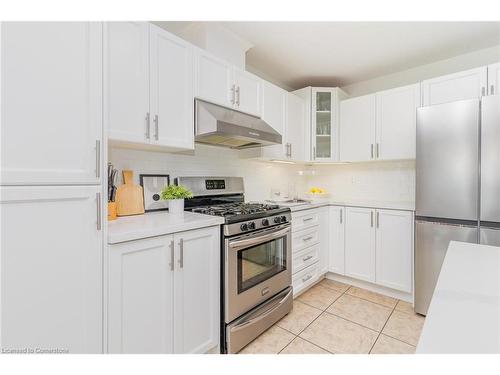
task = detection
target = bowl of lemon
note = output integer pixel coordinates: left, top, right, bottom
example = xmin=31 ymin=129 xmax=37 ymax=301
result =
xmin=305 ymin=187 xmax=330 ymax=201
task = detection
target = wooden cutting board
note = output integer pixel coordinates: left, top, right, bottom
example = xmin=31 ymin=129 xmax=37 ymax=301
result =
xmin=116 ymin=170 xmax=145 ymax=216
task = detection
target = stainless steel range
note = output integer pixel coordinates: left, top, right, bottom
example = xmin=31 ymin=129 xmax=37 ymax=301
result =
xmin=177 ymin=176 xmax=293 ymax=354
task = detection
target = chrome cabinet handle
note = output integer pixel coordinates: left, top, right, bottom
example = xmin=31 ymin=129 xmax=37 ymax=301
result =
xmin=303 ymin=217 xmax=314 ymax=222
xmin=371 ymin=144 xmax=374 ymax=159
xmin=376 ymin=143 xmax=380 ymax=158
xmin=302 ymin=275 xmax=312 ymax=283
xmin=376 ymin=211 xmax=380 ymax=228
xmin=481 ymin=87 xmax=486 ymax=96
xmin=230 ymin=84 xmax=235 ymax=105
xmin=95 ymin=140 xmax=101 ymax=179
xmin=169 ymin=239 xmax=175 ymax=271
xmin=313 ymin=146 xmax=316 ymax=160
xmin=340 ymin=209 xmax=343 ymax=224
xmin=235 ymin=86 xmax=240 ymax=106
xmin=370 ymin=211 xmax=374 ymax=227
xmin=96 ymin=192 xmax=101 ymax=231
xmin=491 ymin=85 xmax=495 ymax=95
xmin=154 ymin=114 xmax=159 ymax=140
xmin=302 ymin=236 xmax=313 ymax=242
xmin=302 ymin=255 xmax=313 ymax=262
xmin=289 ymin=143 xmax=292 ymax=158
xmin=145 ymin=112 xmax=151 ymax=140
xmin=179 ymin=238 xmax=184 ymax=268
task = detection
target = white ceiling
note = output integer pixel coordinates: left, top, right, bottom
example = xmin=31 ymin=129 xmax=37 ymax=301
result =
xmin=160 ymin=22 xmax=500 ymax=90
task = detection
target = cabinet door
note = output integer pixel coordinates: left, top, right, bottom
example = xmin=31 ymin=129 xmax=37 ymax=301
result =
xmin=287 ymin=92 xmax=306 ymax=161
xmin=261 ymin=81 xmax=287 ymax=159
xmin=149 ymin=25 xmax=194 ymax=150
xmin=488 ymin=63 xmax=500 ymax=95
xmin=344 ymin=207 xmax=376 ymax=282
xmin=421 ymin=67 xmax=487 ymax=106
xmin=312 ymin=89 xmax=335 ymax=160
xmin=105 ymin=22 xmax=150 ymax=144
xmin=0 ymin=186 xmax=103 ymax=353
xmin=173 ymin=227 xmax=220 ymax=354
xmin=195 ymin=49 xmax=233 ymax=107
xmin=329 ymin=206 xmax=345 ymax=275
xmin=1 ymin=22 xmax=103 ymax=185
xmin=317 ymin=207 xmax=330 ymax=275
xmin=234 ymin=68 xmax=262 ymax=116
xmin=339 ymin=94 xmax=376 ymax=162
xmin=375 ymin=209 xmax=413 ymax=293
xmin=108 ymin=235 xmax=174 ymax=354
xmin=376 ymin=84 xmax=420 ymax=160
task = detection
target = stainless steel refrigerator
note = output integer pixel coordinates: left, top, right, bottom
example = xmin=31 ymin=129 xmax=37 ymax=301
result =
xmin=415 ymin=95 xmax=500 ymax=315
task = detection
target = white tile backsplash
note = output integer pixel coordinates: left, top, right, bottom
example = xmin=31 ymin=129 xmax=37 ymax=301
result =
xmin=109 ymin=145 xmax=415 ymax=204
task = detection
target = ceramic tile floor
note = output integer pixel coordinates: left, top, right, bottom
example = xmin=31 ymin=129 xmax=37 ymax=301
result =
xmin=238 ymin=279 xmax=425 ymax=354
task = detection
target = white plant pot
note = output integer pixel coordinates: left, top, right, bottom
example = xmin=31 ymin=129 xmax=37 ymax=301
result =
xmin=168 ymin=199 xmax=185 ymax=215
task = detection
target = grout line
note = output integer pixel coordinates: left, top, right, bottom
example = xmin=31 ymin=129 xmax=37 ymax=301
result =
xmin=379 ymin=332 xmax=419 ymax=348
xmin=298 ymin=336 xmax=336 ymax=354
xmin=344 ymin=287 xmax=398 ymax=309
xmin=368 ymin=301 xmax=397 ymax=354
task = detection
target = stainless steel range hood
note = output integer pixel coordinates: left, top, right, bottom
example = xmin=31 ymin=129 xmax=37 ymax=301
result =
xmin=194 ymin=99 xmax=282 ymax=149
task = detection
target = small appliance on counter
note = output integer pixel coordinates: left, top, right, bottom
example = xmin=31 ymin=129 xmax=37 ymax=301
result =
xmin=177 ymin=176 xmax=293 ymax=354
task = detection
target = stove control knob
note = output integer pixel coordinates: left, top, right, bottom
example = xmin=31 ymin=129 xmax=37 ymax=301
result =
xmin=273 ymin=216 xmax=281 ymax=223
xmin=248 ymin=222 xmax=256 ymax=230
xmin=262 ymin=219 xmax=269 ymax=226
xmin=280 ymin=216 xmax=287 ymax=223
xmin=240 ymin=223 xmax=249 ymax=231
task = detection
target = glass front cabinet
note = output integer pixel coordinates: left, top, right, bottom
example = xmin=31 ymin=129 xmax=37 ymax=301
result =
xmin=294 ymin=86 xmax=348 ymax=162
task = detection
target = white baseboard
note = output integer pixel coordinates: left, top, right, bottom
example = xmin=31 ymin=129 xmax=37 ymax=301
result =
xmin=325 ymin=273 xmax=413 ymax=303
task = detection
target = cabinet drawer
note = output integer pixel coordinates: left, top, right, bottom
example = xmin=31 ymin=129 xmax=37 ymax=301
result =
xmin=292 ymin=226 xmax=319 ymax=253
xmin=292 ymin=210 xmax=320 ymax=231
xmin=292 ymin=263 xmax=319 ymax=296
xmin=292 ymin=245 xmax=319 ymax=274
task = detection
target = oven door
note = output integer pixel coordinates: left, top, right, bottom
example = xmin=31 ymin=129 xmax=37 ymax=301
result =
xmin=225 ymin=224 xmax=291 ymax=323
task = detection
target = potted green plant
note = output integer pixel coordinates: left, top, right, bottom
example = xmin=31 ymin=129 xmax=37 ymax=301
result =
xmin=160 ymin=184 xmax=193 ymax=215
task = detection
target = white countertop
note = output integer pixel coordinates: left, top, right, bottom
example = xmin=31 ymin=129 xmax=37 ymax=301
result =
xmin=108 ymin=211 xmax=224 ymax=244
xmin=277 ymin=199 xmax=415 ymax=212
xmin=416 ymin=241 xmax=500 ymax=353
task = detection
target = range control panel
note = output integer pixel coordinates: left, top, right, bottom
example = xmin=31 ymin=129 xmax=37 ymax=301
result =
xmin=205 ymin=179 xmax=226 ymax=190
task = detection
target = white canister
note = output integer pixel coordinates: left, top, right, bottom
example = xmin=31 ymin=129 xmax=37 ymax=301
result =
xmin=168 ymin=198 xmax=185 ymax=215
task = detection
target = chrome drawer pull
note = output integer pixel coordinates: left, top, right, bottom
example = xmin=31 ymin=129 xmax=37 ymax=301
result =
xmin=302 ymin=236 xmax=313 ymax=241
xmin=302 ymin=217 xmax=314 ymax=222
xmin=302 ymin=275 xmax=312 ymax=283
xmin=302 ymin=255 xmax=313 ymax=262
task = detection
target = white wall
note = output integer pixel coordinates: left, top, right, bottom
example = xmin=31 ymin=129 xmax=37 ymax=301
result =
xmin=302 ymin=161 xmax=415 ymax=203
xmin=109 ymin=145 xmax=307 ymax=202
xmin=342 ymin=44 xmax=500 ymax=97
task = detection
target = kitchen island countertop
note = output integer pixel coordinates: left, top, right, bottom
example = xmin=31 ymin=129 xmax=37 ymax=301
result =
xmin=416 ymin=240 xmax=500 ymax=353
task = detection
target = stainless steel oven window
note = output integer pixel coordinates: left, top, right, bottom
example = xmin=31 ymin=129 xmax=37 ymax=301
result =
xmin=237 ymin=235 xmax=287 ymax=294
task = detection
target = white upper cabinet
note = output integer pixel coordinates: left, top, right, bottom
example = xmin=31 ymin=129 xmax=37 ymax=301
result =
xmin=105 ymin=22 xmax=150 ymax=144
xmin=195 ymin=49 xmax=233 ymax=108
xmin=1 ymin=186 xmax=103 ymax=353
xmin=344 ymin=207 xmax=376 ymax=282
xmin=260 ymin=81 xmax=287 ymax=159
xmin=340 ymin=94 xmax=376 ymax=162
xmin=329 ymin=206 xmax=345 ymax=275
xmin=1 ymin=22 xmax=103 ymax=185
xmin=488 ymin=63 xmax=500 ymax=95
xmin=105 ymin=22 xmax=194 ymax=151
xmin=233 ymin=68 xmax=262 ymax=116
xmin=173 ymin=227 xmax=220 ymax=354
xmin=375 ymin=84 xmax=421 ymax=160
xmin=375 ymin=209 xmax=413 ymax=293
xmin=421 ymin=66 xmax=487 ymax=106
xmin=287 ymin=92 xmax=306 ymax=162
xmin=149 ymin=25 xmax=194 ymax=150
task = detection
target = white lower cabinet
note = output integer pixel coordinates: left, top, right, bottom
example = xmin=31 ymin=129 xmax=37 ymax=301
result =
xmin=329 ymin=206 xmax=345 ymax=275
xmin=375 ymin=210 xmax=413 ymax=293
xmin=344 ymin=207 xmax=377 ymax=282
xmin=339 ymin=206 xmax=413 ymax=293
xmin=291 ymin=207 xmax=329 ymax=296
xmin=0 ymin=186 xmax=103 ymax=353
xmin=107 ymin=226 xmax=220 ymax=354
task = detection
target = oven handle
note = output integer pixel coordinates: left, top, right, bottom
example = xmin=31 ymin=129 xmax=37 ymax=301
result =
xmin=228 ymin=226 xmax=290 ymax=251
xmin=230 ymin=288 xmax=293 ymax=333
